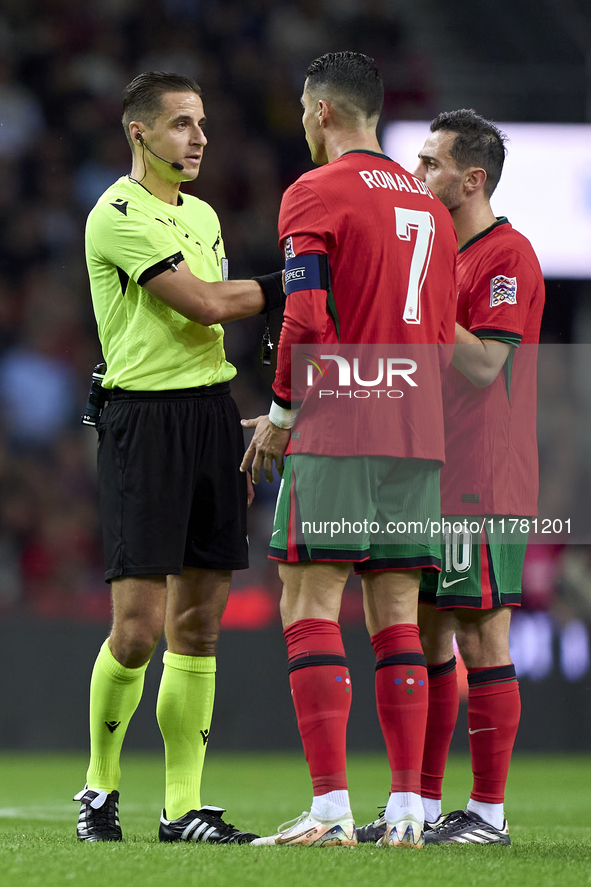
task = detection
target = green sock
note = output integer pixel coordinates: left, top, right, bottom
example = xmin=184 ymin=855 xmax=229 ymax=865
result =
xmin=86 ymin=639 xmax=149 ymax=792
xmin=156 ymin=651 xmax=216 ymax=820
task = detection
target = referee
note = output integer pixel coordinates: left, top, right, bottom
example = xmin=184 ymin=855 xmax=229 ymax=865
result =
xmin=74 ymin=72 xmax=281 ymax=844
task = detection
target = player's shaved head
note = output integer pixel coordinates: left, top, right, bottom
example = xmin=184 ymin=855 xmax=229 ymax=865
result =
xmin=430 ymin=109 xmax=507 ymax=197
xmin=305 ymin=52 xmax=384 ymax=123
xmin=122 ymin=71 xmax=202 ymax=148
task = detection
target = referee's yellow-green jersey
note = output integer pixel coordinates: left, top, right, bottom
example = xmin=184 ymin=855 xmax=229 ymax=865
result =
xmin=85 ymin=175 xmax=236 ymax=390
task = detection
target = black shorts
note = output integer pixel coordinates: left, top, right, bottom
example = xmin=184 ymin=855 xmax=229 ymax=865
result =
xmin=97 ymin=383 xmax=248 ymax=581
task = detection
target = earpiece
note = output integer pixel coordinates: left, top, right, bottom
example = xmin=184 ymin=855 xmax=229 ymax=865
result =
xmin=134 ymin=132 xmax=183 ymax=171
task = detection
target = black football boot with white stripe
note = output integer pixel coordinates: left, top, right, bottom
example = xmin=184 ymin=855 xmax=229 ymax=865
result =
xmin=74 ymin=787 xmax=122 ymax=842
xmin=424 ymin=809 xmax=511 ymax=845
xmin=356 ymin=807 xmax=446 ymax=843
xmin=159 ymin=805 xmax=259 ymax=844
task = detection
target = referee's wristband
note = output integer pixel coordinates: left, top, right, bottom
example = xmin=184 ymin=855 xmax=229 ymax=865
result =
xmin=253 ymin=271 xmax=285 ymax=314
xmin=269 ymin=401 xmax=299 ymax=429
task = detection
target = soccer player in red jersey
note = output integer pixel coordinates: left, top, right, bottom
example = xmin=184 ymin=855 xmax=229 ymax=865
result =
xmin=357 ymin=109 xmax=544 ymax=846
xmin=242 ymin=52 xmax=457 ymax=848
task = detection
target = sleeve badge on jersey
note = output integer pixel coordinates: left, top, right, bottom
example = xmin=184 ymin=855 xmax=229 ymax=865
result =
xmin=490 ymin=275 xmax=517 ymax=307
xmin=284 ymin=236 xmax=296 ymax=259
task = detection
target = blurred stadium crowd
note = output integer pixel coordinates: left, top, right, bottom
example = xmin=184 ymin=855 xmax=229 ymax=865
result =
xmin=0 ymin=0 xmax=588 ymax=636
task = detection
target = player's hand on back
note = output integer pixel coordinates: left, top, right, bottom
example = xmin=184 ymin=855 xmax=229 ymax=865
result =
xmin=246 ymin=470 xmax=255 ymax=507
xmin=240 ymin=415 xmax=291 ymax=484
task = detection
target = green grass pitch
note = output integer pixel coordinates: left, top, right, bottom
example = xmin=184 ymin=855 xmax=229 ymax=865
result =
xmin=0 ymin=752 xmax=589 ymax=887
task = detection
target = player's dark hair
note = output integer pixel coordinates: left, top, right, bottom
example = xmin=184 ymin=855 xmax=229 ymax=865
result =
xmin=305 ymin=52 xmax=383 ymax=121
xmin=430 ymin=109 xmax=507 ymax=197
xmin=122 ymin=71 xmax=202 ymax=148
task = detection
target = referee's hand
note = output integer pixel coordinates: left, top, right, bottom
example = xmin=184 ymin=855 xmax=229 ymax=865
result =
xmin=240 ymin=415 xmax=291 ymax=484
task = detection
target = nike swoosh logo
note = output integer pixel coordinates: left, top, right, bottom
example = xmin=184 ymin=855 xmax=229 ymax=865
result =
xmin=468 ymin=727 xmax=497 ymax=734
xmin=272 ymin=529 xmax=281 ymax=536
xmin=442 ymin=576 xmax=469 ymax=588
xmin=275 ymin=828 xmax=316 ymax=844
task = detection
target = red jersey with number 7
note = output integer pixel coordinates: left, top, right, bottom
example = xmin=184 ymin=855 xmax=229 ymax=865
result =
xmin=273 ymin=149 xmax=458 ymax=459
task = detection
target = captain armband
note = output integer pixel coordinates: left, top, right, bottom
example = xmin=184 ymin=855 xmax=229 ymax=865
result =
xmin=284 ymin=253 xmax=330 ymax=295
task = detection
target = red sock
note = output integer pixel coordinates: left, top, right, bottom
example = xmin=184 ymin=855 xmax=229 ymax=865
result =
xmin=284 ymin=618 xmax=351 ymax=795
xmin=371 ymin=624 xmax=428 ymax=793
xmin=421 ymin=657 xmax=459 ymax=799
xmin=467 ymin=665 xmax=521 ymax=804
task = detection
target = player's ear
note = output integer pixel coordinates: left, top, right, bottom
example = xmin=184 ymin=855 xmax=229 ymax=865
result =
xmin=129 ymin=122 xmax=143 ymax=144
xmin=464 ymin=167 xmax=487 ymax=195
xmin=317 ymin=99 xmax=332 ymax=126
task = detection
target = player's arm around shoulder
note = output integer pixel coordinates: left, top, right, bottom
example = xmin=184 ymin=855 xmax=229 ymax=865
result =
xmin=453 ymin=245 xmax=537 ymax=386
xmin=452 ymin=323 xmax=512 ymax=387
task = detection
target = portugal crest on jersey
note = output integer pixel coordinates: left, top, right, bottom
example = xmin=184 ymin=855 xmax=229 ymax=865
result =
xmin=490 ymin=275 xmax=517 ymax=307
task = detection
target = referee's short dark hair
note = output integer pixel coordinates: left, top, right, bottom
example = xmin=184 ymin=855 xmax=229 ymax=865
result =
xmin=305 ymin=52 xmax=384 ymax=122
xmin=122 ymin=71 xmax=202 ymax=147
xmin=430 ymin=109 xmax=507 ymax=197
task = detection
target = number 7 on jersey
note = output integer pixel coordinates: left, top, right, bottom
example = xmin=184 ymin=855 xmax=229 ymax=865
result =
xmin=395 ymin=207 xmax=435 ymax=324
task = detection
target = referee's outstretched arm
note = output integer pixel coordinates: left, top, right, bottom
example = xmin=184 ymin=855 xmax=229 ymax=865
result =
xmin=145 ymin=261 xmax=284 ymax=327
xmin=145 ymin=260 xmax=260 ymax=326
